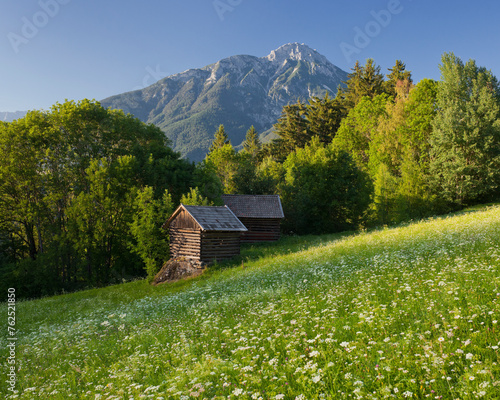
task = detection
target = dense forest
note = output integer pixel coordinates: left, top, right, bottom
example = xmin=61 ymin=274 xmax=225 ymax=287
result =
xmin=2 ymin=52 xmax=500 ymax=298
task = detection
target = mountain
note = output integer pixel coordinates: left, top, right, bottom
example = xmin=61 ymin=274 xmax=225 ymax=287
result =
xmin=1 ymin=111 xmax=27 ymax=122
xmin=1 ymin=44 xmax=348 ymax=160
xmin=101 ymin=43 xmax=349 ymax=161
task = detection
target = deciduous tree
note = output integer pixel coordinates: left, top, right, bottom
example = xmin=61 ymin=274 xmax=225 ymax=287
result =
xmin=280 ymin=138 xmax=372 ymax=234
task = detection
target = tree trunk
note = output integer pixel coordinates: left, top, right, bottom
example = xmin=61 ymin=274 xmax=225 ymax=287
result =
xmin=25 ymin=222 xmax=38 ymax=260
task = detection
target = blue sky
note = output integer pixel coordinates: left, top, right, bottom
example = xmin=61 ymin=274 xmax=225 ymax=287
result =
xmin=1 ymin=0 xmax=499 ymax=111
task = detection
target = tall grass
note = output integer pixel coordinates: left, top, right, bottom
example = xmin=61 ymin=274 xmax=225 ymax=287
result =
xmin=1 ymin=205 xmax=499 ymax=399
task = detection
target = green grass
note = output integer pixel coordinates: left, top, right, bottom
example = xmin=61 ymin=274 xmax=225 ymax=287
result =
xmin=1 ymin=205 xmax=500 ymax=399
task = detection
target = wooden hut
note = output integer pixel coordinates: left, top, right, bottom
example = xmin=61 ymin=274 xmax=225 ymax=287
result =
xmin=222 ymin=195 xmax=284 ymax=243
xmin=162 ymin=204 xmax=247 ymax=263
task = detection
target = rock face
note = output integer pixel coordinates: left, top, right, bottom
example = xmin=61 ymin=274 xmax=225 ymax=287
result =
xmin=151 ymin=257 xmax=206 ymax=285
xmin=101 ymin=43 xmax=348 ymax=161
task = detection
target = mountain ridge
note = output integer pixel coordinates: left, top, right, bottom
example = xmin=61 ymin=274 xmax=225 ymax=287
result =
xmin=101 ymin=43 xmax=349 ymax=160
xmin=1 ymin=44 xmax=349 ymax=161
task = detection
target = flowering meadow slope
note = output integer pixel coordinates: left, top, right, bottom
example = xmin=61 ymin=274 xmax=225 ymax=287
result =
xmin=2 ymin=205 xmax=500 ymax=399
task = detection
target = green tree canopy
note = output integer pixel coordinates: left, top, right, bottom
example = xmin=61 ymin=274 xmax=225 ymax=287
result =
xmin=242 ymin=126 xmax=261 ymax=159
xmin=279 ymin=138 xmax=372 ymax=234
xmin=333 ymin=93 xmax=391 ymax=171
xmin=129 ymin=187 xmax=174 ymax=280
xmin=385 ymin=60 xmax=412 ymax=97
xmin=0 ymin=99 xmax=194 ymax=297
xmin=336 ymin=59 xmax=387 ymax=110
xmin=306 ymin=93 xmax=344 ymax=144
xmin=430 ymin=53 xmax=500 ymax=206
xmin=180 ymin=187 xmax=212 ymax=206
xmin=204 ymin=143 xmax=239 ymax=194
xmin=270 ymin=101 xmax=310 ymax=160
xmin=209 ymin=124 xmax=231 ymax=153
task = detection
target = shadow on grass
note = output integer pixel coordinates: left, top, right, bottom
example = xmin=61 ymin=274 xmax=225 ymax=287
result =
xmin=207 ymin=229 xmax=357 ymax=274
xmin=454 ymin=202 xmax=500 ymax=216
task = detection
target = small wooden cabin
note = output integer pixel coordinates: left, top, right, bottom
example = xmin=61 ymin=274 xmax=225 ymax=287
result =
xmin=222 ymin=195 xmax=284 ymax=243
xmin=162 ymin=204 xmax=247 ymax=263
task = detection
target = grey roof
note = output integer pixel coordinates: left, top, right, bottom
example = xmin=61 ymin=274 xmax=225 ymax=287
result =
xmin=165 ymin=204 xmax=248 ymax=232
xmin=222 ymin=195 xmax=285 ymax=219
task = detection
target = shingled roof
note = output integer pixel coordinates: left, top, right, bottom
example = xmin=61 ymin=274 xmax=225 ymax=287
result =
xmin=222 ymin=195 xmax=285 ymax=219
xmin=164 ymin=204 xmax=248 ymax=232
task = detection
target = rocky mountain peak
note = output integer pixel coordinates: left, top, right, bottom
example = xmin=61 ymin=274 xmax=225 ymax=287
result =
xmin=265 ymin=43 xmax=328 ymax=65
xmin=100 ymin=44 xmax=348 ymax=161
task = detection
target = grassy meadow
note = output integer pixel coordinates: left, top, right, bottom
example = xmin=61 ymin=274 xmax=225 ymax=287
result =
xmin=1 ymin=205 xmax=500 ymax=399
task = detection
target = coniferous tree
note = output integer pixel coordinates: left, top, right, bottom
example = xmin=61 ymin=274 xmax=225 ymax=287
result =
xmin=360 ymin=59 xmax=386 ymax=99
xmin=204 ymin=143 xmax=239 ymax=194
xmin=369 ymin=79 xmax=438 ymax=223
xmin=242 ymin=126 xmax=261 ymax=158
xmin=430 ymin=53 xmax=500 ymax=206
xmin=209 ymin=124 xmax=230 ymax=153
xmin=306 ymin=93 xmax=344 ymax=144
xmin=385 ymin=60 xmax=412 ymax=97
xmin=336 ymin=60 xmax=364 ymax=109
xmin=337 ymin=59 xmax=387 ymax=112
xmin=270 ymin=101 xmax=309 ymax=160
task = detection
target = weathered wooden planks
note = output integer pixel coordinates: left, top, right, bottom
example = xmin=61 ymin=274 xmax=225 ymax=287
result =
xmin=165 ymin=205 xmax=247 ymax=263
xmin=238 ymin=217 xmax=281 ymax=243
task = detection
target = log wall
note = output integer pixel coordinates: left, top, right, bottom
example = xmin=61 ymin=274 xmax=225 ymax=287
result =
xmin=239 ymin=218 xmax=281 ymax=243
xmin=169 ymin=227 xmax=202 ymax=261
xmin=200 ymin=231 xmax=241 ymax=263
xmin=170 ymin=228 xmax=242 ymax=263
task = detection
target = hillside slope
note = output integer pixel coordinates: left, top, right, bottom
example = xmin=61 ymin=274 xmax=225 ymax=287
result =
xmin=101 ymin=43 xmax=348 ymax=160
xmin=3 ymin=205 xmax=500 ymax=398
